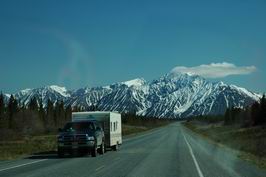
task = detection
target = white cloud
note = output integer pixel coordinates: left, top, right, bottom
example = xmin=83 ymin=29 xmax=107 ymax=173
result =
xmin=171 ymin=62 xmax=256 ymax=78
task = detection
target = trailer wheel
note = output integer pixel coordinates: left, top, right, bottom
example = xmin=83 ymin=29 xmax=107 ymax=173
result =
xmin=91 ymin=146 xmax=97 ymax=157
xmin=99 ymin=142 xmax=105 ymax=154
xmin=112 ymin=142 xmax=119 ymax=151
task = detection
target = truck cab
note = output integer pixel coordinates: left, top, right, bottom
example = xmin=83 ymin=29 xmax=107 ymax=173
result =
xmin=57 ymin=120 xmax=105 ymax=157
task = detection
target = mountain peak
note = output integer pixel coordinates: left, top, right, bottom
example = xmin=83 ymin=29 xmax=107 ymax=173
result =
xmin=122 ymin=78 xmax=146 ymax=87
xmin=229 ymin=84 xmax=261 ymax=101
xmin=48 ymin=85 xmax=67 ymax=91
xmin=46 ymin=85 xmax=70 ymax=97
xmin=19 ymin=88 xmax=32 ymax=95
xmin=170 ymin=69 xmax=195 ymax=76
xmin=163 ymin=71 xmax=205 ymax=83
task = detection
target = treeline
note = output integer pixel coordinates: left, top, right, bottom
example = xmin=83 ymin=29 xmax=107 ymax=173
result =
xmin=0 ymin=93 xmax=172 ymax=140
xmin=189 ymin=94 xmax=266 ymax=127
xmin=224 ymin=94 xmax=266 ymax=127
xmin=122 ymin=113 xmax=174 ymax=127
xmin=0 ymin=94 xmax=100 ymax=140
xmin=186 ymin=115 xmax=224 ymax=124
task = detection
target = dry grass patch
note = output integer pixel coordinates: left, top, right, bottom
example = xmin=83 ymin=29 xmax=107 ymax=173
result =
xmin=183 ymin=121 xmax=266 ymax=169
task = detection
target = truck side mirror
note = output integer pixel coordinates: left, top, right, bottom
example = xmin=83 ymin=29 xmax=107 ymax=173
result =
xmin=58 ymin=128 xmax=63 ymax=132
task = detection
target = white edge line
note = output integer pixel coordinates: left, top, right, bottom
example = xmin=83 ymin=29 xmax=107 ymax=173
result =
xmin=183 ymin=133 xmax=204 ymax=177
xmin=0 ymin=159 xmax=48 ymax=172
xmin=95 ymin=165 xmax=105 ymax=172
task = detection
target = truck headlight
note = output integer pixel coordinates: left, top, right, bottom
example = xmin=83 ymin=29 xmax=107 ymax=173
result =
xmin=86 ymin=134 xmax=94 ymax=141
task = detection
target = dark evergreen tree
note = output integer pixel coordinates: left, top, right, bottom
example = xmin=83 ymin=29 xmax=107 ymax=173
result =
xmin=251 ymin=102 xmax=260 ymax=126
xmin=73 ymin=105 xmax=81 ymax=112
xmin=65 ymin=105 xmax=72 ymax=122
xmin=28 ymin=97 xmax=38 ymax=111
xmin=55 ymin=100 xmax=65 ymax=127
xmin=260 ymin=94 xmax=266 ymax=124
xmin=224 ymin=108 xmax=231 ymax=125
xmin=0 ymin=93 xmax=4 ymax=119
xmin=54 ymin=101 xmax=59 ymax=127
xmin=39 ymin=100 xmax=46 ymax=125
xmin=46 ymin=99 xmax=54 ymax=131
xmin=0 ymin=92 xmax=6 ymax=128
xmin=231 ymin=107 xmax=242 ymax=124
xmin=7 ymin=95 xmax=18 ymax=129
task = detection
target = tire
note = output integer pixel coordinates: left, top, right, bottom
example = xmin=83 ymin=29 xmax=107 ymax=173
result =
xmin=91 ymin=146 xmax=97 ymax=157
xmin=57 ymin=149 xmax=64 ymax=158
xmin=70 ymin=149 xmax=78 ymax=157
xmin=99 ymin=142 xmax=105 ymax=155
xmin=112 ymin=142 xmax=119 ymax=151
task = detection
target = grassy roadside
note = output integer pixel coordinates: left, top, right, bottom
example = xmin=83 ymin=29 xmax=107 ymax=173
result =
xmin=0 ymin=135 xmax=57 ymax=160
xmin=183 ymin=120 xmax=266 ymax=169
xmin=122 ymin=124 xmax=149 ymax=136
xmin=0 ymin=121 xmax=171 ymax=160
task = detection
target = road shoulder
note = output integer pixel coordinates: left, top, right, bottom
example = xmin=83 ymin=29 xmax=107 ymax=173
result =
xmin=182 ymin=121 xmax=266 ymax=170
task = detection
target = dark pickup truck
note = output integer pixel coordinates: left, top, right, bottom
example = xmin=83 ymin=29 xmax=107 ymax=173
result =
xmin=57 ymin=120 xmax=105 ymax=157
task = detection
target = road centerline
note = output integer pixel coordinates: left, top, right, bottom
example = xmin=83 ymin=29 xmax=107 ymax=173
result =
xmin=182 ymin=133 xmax=204 ymax=177
xmin=0 ymin=159 xmax=48 ymax=172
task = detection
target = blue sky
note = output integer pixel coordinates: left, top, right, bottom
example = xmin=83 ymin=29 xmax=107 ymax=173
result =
xmin=0 ymin=0 xmax=265 ymax=93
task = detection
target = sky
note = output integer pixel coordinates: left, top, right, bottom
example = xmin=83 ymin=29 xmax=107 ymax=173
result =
xmin=0 ymin=0 xmax=265 ymax=93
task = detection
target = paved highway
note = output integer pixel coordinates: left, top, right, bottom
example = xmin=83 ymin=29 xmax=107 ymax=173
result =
xmin=0 ymin=122 xmax=265 ymax=177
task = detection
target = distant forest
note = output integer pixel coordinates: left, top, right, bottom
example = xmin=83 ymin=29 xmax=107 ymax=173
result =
xmin=224 ymin=94 xmax=266 ymax=127
xmin=0 ymin=94 xmax=98 ymax=140
xmin=189 ymin=94 xmax=266 ymax=127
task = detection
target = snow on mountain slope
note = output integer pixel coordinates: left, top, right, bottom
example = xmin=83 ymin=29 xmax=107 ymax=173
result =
xmin=66 ymin=87 xmax=112 ymax=108
xmin=2 ymin=94 xmax=10 ymax=103
xmin=49 ymin=85 xmax=70 ymax=97
xmin=98 ymin=83 xmax=149 ymax=114
xmin=5 ymin=72 xmax=260 ymax=118
xmin=14 ymin=85 xmax=71 ymax=106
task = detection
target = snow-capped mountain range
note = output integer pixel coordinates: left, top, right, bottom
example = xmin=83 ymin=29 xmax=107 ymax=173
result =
xmin=4 ymin=72 xmax=260 ymax=118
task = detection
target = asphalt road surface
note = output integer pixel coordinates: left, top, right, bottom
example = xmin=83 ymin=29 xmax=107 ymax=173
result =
xmin=0 ymin=122 xmax=266 ymax=177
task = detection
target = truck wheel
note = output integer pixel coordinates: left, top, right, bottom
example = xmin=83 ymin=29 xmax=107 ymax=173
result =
xmin=91 ymin=146 xmax=97 ymax=157
xmin=70 ymin=150 xmax=78 ymax=157
xmin=57 ymin=149 xmax=64 ymax=158
xmin=99 ymin=142 xmax=105 ymax=155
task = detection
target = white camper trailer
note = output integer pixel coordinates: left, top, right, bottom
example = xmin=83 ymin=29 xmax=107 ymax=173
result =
xmin=72 ymin=112 xmax=122 ymax=149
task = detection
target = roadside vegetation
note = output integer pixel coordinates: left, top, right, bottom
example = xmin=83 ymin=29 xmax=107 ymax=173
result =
xmin=0 ymin=135 xmax=57 ymax=160
xmin=184 ymin=94 xmax=266 ymax=168
xmin=0 ymin=93 xmax=173 ymax=160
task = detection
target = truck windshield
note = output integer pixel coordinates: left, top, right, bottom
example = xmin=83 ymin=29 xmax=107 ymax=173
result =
xmin=63 ymin=122 xmax=94 ymax=132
